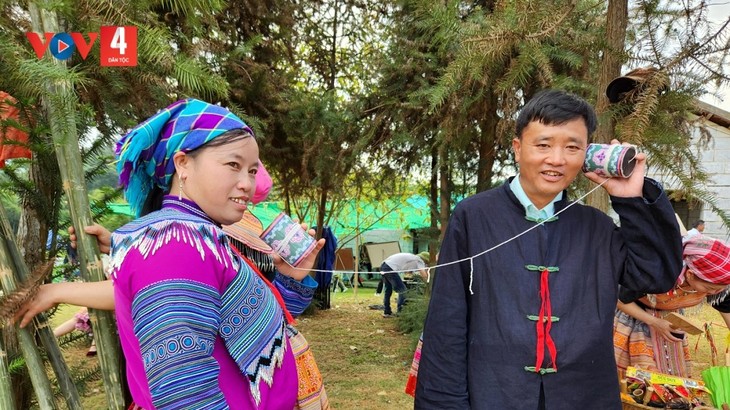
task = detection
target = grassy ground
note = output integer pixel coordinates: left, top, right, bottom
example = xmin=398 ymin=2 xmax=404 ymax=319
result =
xmin=679 ymin=303 xmax=730 ymax=375
xmin=297 ymin=289 xmax=416 ymax=410
xmin=46 ymin=288 xmax=728 ymax=409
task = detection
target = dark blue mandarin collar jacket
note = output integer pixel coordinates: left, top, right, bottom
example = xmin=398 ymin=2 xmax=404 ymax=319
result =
xmin=415 ymin=178 xmax=683 ymax=410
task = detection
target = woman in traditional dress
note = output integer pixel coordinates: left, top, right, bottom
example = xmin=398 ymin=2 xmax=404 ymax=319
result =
xmin=15 ymin=213 xmax=331 ymax=410
xmin=110 ymin=98 xmax=326 ymax=409
xmin=614 ymin=236 xmax=730 ymax=378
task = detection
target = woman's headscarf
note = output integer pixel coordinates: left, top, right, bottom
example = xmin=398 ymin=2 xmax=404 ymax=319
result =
xmin=116 ymin=98 xmax=271 ymax=216
xmin=682 ymin=236 xmax=730 ymax=285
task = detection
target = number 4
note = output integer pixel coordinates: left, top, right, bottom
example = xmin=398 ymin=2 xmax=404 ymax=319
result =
xmin=111 ymin=27 xmax=127 ymax=55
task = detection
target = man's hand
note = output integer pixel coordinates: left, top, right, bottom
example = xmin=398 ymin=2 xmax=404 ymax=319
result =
xmin=583 ymin=139 xmax=645 ymax=198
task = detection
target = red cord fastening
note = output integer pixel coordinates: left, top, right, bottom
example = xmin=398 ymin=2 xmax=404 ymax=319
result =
xmin=535 ymin=268 xmax=557 ymax=372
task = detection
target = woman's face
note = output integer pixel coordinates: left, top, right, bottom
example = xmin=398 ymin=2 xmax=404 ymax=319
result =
xmin=685 ymin=270 xmax=729 ymax=295
xmin=178 ymin=136 xmax=259 ymax=225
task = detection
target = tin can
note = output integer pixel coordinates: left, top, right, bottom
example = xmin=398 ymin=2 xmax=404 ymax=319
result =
xmin=583 ymin=143 xmax=637 ymax=178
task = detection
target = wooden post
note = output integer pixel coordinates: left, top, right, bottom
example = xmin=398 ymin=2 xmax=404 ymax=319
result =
xmin=0 ymin=202 xmax=82 ymax=408
xmin=0 ymin=210 xmax=56 ymax=409
xmin=27 ymin=3 xmax=125 ymax=408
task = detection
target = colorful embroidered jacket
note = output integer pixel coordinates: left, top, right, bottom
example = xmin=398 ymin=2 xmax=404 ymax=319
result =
xmin=415 ymin=178 xmax=683 ymax=410
xmin=110 ymin=197 xmax=317 ymax=409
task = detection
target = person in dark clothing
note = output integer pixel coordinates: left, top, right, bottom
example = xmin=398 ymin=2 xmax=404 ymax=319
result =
xmin=714 ymin=290 xmax=730 ymax=328
xmin=415 ymin=89 xmax=683 ymax=409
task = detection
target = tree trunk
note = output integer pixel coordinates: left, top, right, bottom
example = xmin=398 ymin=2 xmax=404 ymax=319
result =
xmin=0 ymin=202 xmax=83 ymax=409
xmin=439 ymin=142 xmax=450 ymax=241
xmin=313 ymin=188 xmax=329 ymax=310
xmin=429 ymin=146 xmax=439 ymax=256
xmin=477 ymin=92 xmax=498 ymax=192
xmin=28 ymin=3 xmax=125 ymax=408
xmin=585 ymin=0 xmax=628 ymax=212
xmin=0 ymin=333 xmax=16 ymax=409
xmin=16 ymin=148 xmax=61 ymax=273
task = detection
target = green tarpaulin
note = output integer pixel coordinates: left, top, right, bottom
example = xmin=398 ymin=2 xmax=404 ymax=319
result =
xmin=109 ymin=196 xmax=433 ymax=236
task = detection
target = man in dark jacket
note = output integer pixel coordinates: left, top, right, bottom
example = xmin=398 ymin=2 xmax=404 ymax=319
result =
xmin=415 ymin=89 xmax=683 ymax=409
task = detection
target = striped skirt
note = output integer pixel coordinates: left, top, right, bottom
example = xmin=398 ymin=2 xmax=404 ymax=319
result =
xmin=613 ymin=308 xmax=692 ymax=377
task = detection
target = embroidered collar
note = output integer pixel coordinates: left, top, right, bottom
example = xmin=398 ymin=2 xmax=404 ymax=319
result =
xmin=161 ymin=195 xmax=220 ymax=227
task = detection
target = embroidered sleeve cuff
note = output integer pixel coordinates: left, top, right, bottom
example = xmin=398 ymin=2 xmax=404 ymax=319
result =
xmin=275 ymin=272 xmax=317 ymax=293
xmin=274 ymin=273 xmax=317 ymax=317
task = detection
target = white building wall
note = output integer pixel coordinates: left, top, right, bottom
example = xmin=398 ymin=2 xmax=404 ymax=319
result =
xmin=647 ymin=115 xmax=730 ymax=241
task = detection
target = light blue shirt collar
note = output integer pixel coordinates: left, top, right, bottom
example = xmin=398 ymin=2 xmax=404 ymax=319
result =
xmin=509 ymin=174 xmax=563 ymax=220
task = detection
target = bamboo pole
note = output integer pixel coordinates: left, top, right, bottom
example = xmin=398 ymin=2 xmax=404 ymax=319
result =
xmin=0 ymin=334 xmax=17 ymax=410
xmin=0 ymin=203 xmax=83 ymax=409
xmin=27 ymin=3 xmax=125 ymax=408
xmin=0 ymin=240 xmax=56 ymax=409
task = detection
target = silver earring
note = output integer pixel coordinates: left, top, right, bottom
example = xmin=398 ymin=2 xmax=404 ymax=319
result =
xmin=178 ymin=179 xmax=183 ymax=201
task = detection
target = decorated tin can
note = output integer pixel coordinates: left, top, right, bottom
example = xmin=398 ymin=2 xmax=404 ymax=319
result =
xmin=260 ymin=212 xmax=317 ymax=266
xmin=583 ymin=143 xmax=637 ymax=178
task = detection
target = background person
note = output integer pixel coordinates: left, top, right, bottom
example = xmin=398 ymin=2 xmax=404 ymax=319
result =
xmin=331 ymin=272 xmax=348 ymax=293
xmin=415 ymin=89 xmax=683 ymax=409
xmin=379 ymin=251 xmax=429 ymax=318
xmin=614 ymin=236 xmax=730 ymax=377
xmin=683 ymin=219 xmax=705 ymax=242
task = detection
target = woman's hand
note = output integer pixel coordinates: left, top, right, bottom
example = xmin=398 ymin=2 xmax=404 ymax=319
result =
xmin=647 ymin=316 xmax=685 ymax=343
xmin=69 ymin=223 xmax=112 ymax=255
xmin=12 ymin=283 xmax=62 ymax=328
xmin=272 ymin=223 xmax=326 ymax=281
xmin=12 ymin=281 xmax=116 ymax=328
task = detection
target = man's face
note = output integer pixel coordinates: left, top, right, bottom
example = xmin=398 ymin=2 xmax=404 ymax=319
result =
xmin=698 ymin=223 xmax=705 ymax=233
xmin=512 ymin=119 xmax=588 ymax=209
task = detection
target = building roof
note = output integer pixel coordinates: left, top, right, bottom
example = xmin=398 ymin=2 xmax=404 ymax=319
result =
xmin=695 ymin=99 xmax=730 ymax=128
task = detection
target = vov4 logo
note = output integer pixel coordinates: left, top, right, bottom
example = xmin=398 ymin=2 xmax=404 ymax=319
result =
xmin=26 ymin=26 xmax=137 ymax=67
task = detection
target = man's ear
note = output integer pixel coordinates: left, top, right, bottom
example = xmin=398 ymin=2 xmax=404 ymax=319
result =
xmin=512 ymin=137 xmax=521 ymax=163
xmin=172 ymin=151 xmax=189 ymax=174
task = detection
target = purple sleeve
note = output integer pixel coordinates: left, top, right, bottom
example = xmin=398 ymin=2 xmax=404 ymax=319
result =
xmin=125 ymin=224 xmax=230 ymax=408
xmin=273 ymin=273 xmax=317 ymax=317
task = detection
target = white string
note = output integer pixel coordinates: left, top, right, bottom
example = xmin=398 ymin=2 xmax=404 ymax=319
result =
xmin=280 ymin=179 xmax=610 ymax=277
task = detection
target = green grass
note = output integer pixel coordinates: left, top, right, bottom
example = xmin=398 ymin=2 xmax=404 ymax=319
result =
xmin=298 ymin=289 xmax=416 ymax=409
xmin=681 ymin=303 xmax=730 ymax=375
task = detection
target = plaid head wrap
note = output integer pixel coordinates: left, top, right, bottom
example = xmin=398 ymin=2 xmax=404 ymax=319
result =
xmin=682 ymin=236 xmax=730 ymax=285
xmin=116 ymin=98 xmax=257 ymax=217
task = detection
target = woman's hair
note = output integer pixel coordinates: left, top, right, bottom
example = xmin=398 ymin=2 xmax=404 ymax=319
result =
xmin=139 ymin=128 xmax=255 ymax=216
xmin=185 ymin=128 xmax=254 ymax=159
